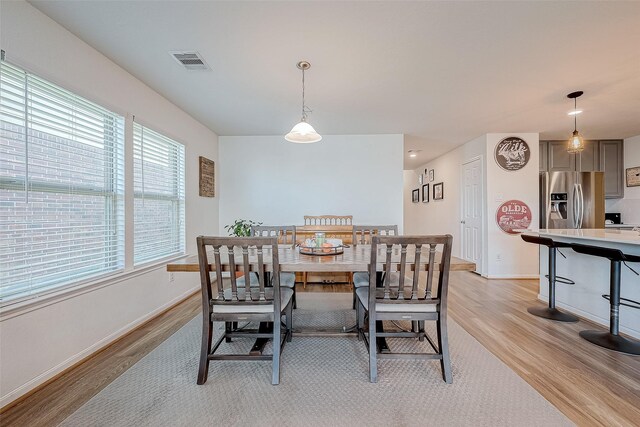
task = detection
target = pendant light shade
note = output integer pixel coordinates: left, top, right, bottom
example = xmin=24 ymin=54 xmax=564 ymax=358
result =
xmin=285 ymin=120 xmax=322 ymax=143
xmin=566 ymin=91 xmax=585 ymax=153
xmin=286 ymin=61 xmax=321 ymax=143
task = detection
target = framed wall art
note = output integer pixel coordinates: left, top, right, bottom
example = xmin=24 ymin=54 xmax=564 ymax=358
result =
xmin=199 ymin=156 xmax=215 ymax=197
xmin=422 ymin=184 xmax=429 ymax=203
xmin=626 ymin=166 xmax=640 ymax=187
xmin=412 ymin=189 xmax=420 ymax=203
xmin=433 ymin=182 xmax=444 ymax=200
xmin=429 ymin=169 xmax=435 ymax=182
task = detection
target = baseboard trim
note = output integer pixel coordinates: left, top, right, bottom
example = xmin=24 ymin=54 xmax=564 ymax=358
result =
xmin=0 ymin=287 xmax=199 ymax=411
xmin=485 ymin=274 xmax=540 ymax=279
xmin=536 ymin=294 xmax=640 ymax=339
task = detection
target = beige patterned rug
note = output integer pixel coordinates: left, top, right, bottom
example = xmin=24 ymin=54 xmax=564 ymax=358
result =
xmin=61 ymin=293 xmax=571 ymax=426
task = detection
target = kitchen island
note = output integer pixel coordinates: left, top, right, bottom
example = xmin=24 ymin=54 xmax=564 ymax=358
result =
xmin=522 ymin=229 xmax=640 ymax=339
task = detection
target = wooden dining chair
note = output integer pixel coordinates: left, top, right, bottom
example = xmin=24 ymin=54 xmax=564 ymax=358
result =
xmin=350 ymin=225 xmax=399 ymax=308
xmin=250 ymin=225 xmax=297 ymax=307
xmin=196 ymin=236 xmax=293 ymax=385
xmin=356 ymin=234 xmax=453 ymax=383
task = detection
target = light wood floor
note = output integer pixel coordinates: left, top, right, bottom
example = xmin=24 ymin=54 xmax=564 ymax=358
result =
xmin=2 ymin=273 xmax=639 ymax=426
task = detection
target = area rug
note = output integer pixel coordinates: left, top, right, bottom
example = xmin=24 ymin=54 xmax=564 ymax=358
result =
xmin=60 ymin=293 xmax=571 ymax=426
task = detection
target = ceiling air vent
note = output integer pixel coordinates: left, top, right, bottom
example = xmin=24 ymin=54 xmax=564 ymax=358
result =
xmin=169 ymin=51 xmax=210 ymax=71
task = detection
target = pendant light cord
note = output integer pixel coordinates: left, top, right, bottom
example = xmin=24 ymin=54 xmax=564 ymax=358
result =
xmin=301 ymin=67 xmax=306 ymax=121
xmin=574 ymin=97 xmax=577 ymax=132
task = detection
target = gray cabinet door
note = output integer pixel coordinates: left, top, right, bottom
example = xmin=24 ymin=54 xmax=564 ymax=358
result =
xmin=577 ymin=140 xmax=599 ymax=172
xmin=599 ymin=140 xmax=624 ymax=198
xmin=539 ymin=141 xmax=548 ymax=171
xmin=548 ymin=141 xmax=576 ymax=171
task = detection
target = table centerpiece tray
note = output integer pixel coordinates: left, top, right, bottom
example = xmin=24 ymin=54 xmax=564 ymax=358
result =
xmin=298 ymin=245 xmax=347 ymax=256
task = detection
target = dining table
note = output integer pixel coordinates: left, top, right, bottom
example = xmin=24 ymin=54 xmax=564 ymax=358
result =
xmin=167 ymin=244 xmax=476 ymax=354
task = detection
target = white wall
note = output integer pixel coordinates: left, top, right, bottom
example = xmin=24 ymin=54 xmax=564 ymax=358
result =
xmin=403 ymin=135 xmax=486 ymax=267
xmin=605 ymin=135 xmax=640 ymax=224
xmin=485 ymin=133 xmax=539 ymax=278
xmin=404 ymin=133 xmax=539 ymax=278
xmin=0 ymin=1 xmax=218 ymax=407
xmin=219 ymin=135 xmax=404 ymax=230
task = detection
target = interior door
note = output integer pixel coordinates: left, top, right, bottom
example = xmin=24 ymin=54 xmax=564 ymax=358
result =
xmin=461 ymin=157 xmax=483 ymax=274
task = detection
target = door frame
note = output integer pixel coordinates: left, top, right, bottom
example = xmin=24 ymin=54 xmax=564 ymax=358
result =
xmin=460 ymin=155 xmax=486 ymax=276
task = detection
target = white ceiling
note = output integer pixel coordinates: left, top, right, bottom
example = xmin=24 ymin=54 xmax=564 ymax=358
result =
xmin=29 ymin=1 xmax=640 ymax=169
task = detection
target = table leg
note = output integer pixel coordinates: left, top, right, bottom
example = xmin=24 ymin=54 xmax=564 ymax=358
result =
xmin=375 ymin=272 xmax=390 ymax=353
xmin=249 ymin=322 xmax=273 ymax=355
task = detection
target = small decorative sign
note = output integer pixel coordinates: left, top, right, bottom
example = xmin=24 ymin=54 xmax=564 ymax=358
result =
xmin=494 ymin=136 xmax=530 ymax=171
xmin=496 ymin=200 xmax=531 ymax=234
xmin=626 ymin=166 xmax=640 ymax=187
xmin=199 ymin=156 xmax=215 ymax=197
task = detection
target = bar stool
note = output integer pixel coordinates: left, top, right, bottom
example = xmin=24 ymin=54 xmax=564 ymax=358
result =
xmin=521 ymin=234 xmax=578 ymax=322
xmin=570 ymin=243 xmax=640 ymax=355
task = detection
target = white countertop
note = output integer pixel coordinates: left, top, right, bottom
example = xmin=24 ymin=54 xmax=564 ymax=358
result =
xmin=522 ymin=229 xmax=640 ymax=246
xmin=605 ymin=223 xmax=640 ymax=228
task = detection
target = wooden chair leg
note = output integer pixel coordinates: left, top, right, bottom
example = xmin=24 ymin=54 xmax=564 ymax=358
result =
xmin=286 ymin=303 xmax=293 ymax=342
xmin=225 ymin=322 xmax=232 ymax=343
xmin=272 ymin=317 xmax=282 ymax=385
xmin=368 ymin=309 xmax=378 ymax=383
xmin=303 ymin=272 xmax=307 ymax=289
xmin=437 ymin=317 xmax=452 ymax=384
xmin=197 ymin=317 xmax=213 ymax=385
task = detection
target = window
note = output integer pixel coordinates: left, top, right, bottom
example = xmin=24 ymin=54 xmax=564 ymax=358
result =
xmin=133 ymin=123 xmax=185 ymax=265
xmin=0 ymin=61 xmax=125 ymax=303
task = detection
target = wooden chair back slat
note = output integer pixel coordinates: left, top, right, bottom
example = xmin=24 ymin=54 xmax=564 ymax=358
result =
xmin=369 ymin=235 xmax=453 ymax=304
xmin=397 ymin=244 xmax=408 ymax=300
xmin=196 ymin=236 xmax=280 ymax=306
xmin=251 ymin=225 xmax=296 ymax=248
xmin=304 ymin=215 xmax=353 ymax=226
xmin=352 ymin=225 xmax=398 ymax=245
xmin=425 ymin=244 xmax=436 ymax=297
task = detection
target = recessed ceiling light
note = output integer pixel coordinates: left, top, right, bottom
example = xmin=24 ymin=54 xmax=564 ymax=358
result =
xmin=568 ymin=109 xmax=583 ymax=116
xmin=408 ymin=150 xmax=421 ymax=158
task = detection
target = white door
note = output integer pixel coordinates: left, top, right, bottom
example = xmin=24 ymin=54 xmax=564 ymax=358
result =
xmin=461 ymin=157 xmax=483 ymax=274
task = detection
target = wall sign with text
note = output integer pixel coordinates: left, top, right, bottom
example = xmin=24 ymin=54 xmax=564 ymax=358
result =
xmin=494 ymin=136 xmax=530 ymax=171
xmin=496 ymin=200 xmax=531 ymax=234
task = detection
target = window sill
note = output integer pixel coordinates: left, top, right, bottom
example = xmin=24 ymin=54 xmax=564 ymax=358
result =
xmin=0 ymin=254 xmax=190 ymax=320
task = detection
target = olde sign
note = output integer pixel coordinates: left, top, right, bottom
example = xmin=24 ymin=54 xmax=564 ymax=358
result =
xmin=494 ymin=136 xmax=530 ymax=171
xmin=496 ymin=200 xmax=531 ymax=234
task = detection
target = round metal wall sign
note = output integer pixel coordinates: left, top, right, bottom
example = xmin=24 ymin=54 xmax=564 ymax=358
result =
xmin=494 ymin=136 xmax=530 ymax=171
xmin=496 ymin=200 xmax=532 ymax=234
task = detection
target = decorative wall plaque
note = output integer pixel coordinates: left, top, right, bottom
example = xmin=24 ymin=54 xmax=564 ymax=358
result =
xmin=199 ymin=156 xmax=215 ymax=197
xmin=496 ymin=200 xmax=531 ymax=234
xmin=494 ymin=136 xmax=530 ymax=171
xmin=626 ymin=166 xmax=640 ymax=187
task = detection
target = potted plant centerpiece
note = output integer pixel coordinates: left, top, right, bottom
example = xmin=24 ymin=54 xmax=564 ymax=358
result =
xmin=224 ymin=219 xmax=262 ymax=278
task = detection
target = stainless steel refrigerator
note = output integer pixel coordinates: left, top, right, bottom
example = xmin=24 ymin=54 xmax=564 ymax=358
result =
xmin=540 ymin=171 xmax=605 ymax=229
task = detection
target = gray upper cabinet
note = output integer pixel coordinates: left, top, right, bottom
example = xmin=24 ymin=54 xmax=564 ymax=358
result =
xmin=599 ymin=140 xmax=624 ymax=198
xmin=548 ymin=141 xmax=576 ymax=171
xmin=540 ymin=139 xmax=624 ymax=198
xmin=577 ymin=140 xmax=599 ymax=172
xmin=539 ymin=141 xmax=548 ymax=171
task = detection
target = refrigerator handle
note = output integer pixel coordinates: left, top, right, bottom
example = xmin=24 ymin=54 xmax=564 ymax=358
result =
xmin=578 ymin=184 xmax=585 ymax=228
xmin=572 ymin=184 xmax=579 ymax=229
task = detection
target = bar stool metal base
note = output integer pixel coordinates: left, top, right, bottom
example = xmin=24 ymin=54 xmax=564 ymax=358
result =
xmin=527 ymin=306 xmax=579 ymax=322
xmin=579 ymin=330 xmax=640 ymax=355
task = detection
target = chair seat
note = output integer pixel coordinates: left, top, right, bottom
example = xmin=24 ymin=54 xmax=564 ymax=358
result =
xmin=353 ymin=272 xmax=403 ymax=288
xmin=236 ymin=272 xmax=295 ymax=288
xmin=356 ymin=287 xmax=437 ymax=312
xmin=212 ymin=287 xmax=294 ymax=314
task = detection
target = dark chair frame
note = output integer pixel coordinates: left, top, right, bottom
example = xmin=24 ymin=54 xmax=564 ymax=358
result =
xmin=251 ymin=225 xmax=298 ymax=308
xmin=196 ymin=236 xmax=293 ymax=385
xmin=357 ymin=235 xmax=453 ymax=383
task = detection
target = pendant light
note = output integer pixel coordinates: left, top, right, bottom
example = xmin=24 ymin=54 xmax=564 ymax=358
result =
xmin=566 ymin=91 xmax=585 ymax=153
xmin=285 ymin=61 xmax=322 ymax=143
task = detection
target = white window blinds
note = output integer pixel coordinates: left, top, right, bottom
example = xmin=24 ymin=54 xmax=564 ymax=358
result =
xmin=133 ymin=123 xmax=185 ymax=265
xmin=0 ymin=61 xmax=125 ymax=303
